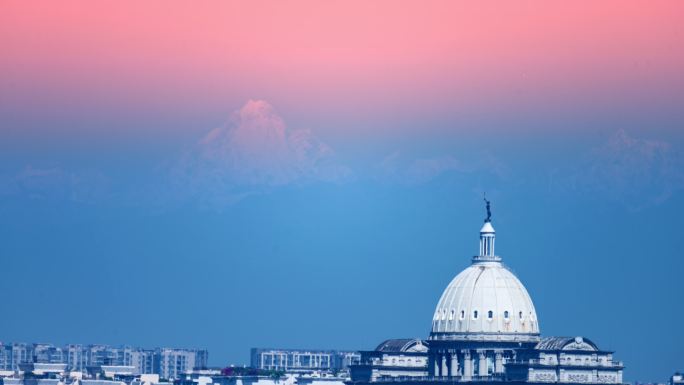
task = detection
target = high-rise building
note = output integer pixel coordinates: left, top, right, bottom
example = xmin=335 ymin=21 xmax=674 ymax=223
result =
xmin=66 ymin=344 xmax=87 ymax=372
xmin=154 ymin=348 xmax=208 ymax=380
xmin=0 ymin=343 xmax=33 ymax=371
xmin=33 ymin=344 xmax=65 ymax=364
xmin=127 ymin=349 xmax=155 ymax=375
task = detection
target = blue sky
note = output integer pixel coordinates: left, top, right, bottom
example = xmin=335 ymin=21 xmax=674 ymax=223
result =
xmin=1 ymin=111 xmax=683 ymax=383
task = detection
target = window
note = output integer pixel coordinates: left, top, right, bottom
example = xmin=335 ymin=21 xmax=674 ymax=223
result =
xmin=487 ymin=310 xmax=493 ymax=319
xmin=449 ymin=310 xmax=455 ymax=320
xmin=519 ymin=311 xmax=524 ymax=319
xmin=504 ymin=311 xmax=509 ymax=319
xmin=473 ymin=310 xmax=479 ymax=319
xmin=460 ymin=310 xmax=465 ymax=320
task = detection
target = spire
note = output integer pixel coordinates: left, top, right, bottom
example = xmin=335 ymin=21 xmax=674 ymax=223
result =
xmin=475 ymin=196 xmax=499 ymax=262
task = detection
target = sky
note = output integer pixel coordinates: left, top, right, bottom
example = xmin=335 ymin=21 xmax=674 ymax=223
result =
xmin=1 ymin=1 xmax=683 ymax=382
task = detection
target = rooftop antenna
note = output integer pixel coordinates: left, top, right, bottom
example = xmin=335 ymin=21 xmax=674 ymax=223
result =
xmin=483 ymin=193 xmax=492 ymax=223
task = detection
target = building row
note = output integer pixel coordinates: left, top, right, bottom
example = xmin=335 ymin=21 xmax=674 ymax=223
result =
xmin=0 ymin=363 xmax=350 ymax=385
xmin=0 ymin=343 xmax=207 ymax=380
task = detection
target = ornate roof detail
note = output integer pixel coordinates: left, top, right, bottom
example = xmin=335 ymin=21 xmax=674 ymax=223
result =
xmin=535 ymin=336 xmax=599 ymax=351
xmin=374 ymin=339 xmax=429 ymax=353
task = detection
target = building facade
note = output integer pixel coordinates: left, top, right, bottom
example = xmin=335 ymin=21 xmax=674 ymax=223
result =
xmin=506 ymin=337 xmax=623 ymax=384
xmin=155 ymin=348 xmax=208 ymax=380
xmin=251 ymin=349 xmax=361 ymax=372
xmin=350 ymin=339 xmax=429 ymax=382
xmin=0 ymin=343 xmax=34 ymax=371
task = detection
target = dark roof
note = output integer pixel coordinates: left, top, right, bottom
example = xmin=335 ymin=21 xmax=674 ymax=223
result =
xmin=535 ymin=337 xmax=599 ymax=351
xmin=374 ymin=339 xmax=428 ymax=353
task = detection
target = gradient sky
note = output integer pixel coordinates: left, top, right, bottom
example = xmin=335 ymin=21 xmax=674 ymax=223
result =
xmin=1 ymin=1 xmax=683 ymax=383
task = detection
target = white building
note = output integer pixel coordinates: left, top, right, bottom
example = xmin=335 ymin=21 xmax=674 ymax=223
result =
xmin=506 ymin=337 xmax=623 ymax=383
xmin=250 ymin=349 xmax=360 ymax=372
xmin=349 ymin=203 xmax=625 ymax=385
xmin=0 ymin=343 xmax=33 ymax=371
xmin=154 ymin=348 xmax=208 ymax=380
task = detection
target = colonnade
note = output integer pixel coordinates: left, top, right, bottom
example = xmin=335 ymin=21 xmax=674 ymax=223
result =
xmin=428 ymin=349 xmax=506 ymax=380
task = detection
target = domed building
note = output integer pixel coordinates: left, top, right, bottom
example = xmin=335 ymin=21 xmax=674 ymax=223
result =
xmin=427 ymin=218 xmax=540 ymax=379
xmin=349 ymin=203 xmax=624 ymax=385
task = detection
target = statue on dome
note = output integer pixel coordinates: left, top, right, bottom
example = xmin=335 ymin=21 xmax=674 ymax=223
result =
xmin=484 ymin=194 xmax=492 ymax=223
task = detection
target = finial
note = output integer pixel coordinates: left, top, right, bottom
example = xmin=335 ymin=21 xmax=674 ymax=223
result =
xmin=483 ymin=193 xmax=492 ymax=223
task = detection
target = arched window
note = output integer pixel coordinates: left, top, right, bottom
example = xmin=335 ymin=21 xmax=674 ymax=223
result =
xmin=487 ymin=310 xmax=493 ymax=319
xmin=473 ymin=310 xmax=479 ymax=319
xmin=519 ymin=311 xmax=524 ymax=319
xmin=449 ymin=310 xmax=455 ymax=320
xmin=460 ymin=310 xmax=465 ymax=320
xmin=504 ymin=311 xmax=509 ymax=319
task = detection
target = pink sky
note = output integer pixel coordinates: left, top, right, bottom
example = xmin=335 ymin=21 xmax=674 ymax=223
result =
xmin=1 ymin=1 xmax=683 ymax=136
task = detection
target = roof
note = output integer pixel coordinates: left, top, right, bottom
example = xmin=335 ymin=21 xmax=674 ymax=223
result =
xmin=430 ymin=262 xmax=540 ymax=340
xmin=480 ymin=222 xmax=495 ymax=233
xmin=374 ymin=339 xmax=428 ymax=353
xmin=535 ymin=337 xmax=599 ymax=351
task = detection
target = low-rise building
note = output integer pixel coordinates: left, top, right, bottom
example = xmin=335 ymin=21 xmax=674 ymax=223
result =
xmin=250 ymin=349 xmax=360 ymax=373
xmin=350 ymin=339 xmax=429 ymax=382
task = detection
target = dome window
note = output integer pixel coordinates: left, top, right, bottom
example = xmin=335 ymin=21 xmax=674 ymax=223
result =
xmin=487 ymin=310 xmax=493 ymax=319
xmin=473 ymin=310 xmax=479 ymax=319
xmin=460 ymin=310 xmax=465 ymax=320
xmin=449 ymin=310 xmax=455 ymax=320
xmin=519 ymin=311 xmax=524 ymax=320
xmin=441 ymin=309 xmax=447 ymax=320
xmin=504 ymin=311 xmax=509 ymax=319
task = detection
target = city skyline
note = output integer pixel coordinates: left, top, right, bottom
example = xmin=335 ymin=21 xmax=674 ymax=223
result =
xmin=1 ymin=1 xmax=683 ymax=383
xmin=0 ymin=342 xmax=207 ymax=380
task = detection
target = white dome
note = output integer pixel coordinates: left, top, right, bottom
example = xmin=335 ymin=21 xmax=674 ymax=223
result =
xmin=430 ymin=221 xmax=540 ymax=342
